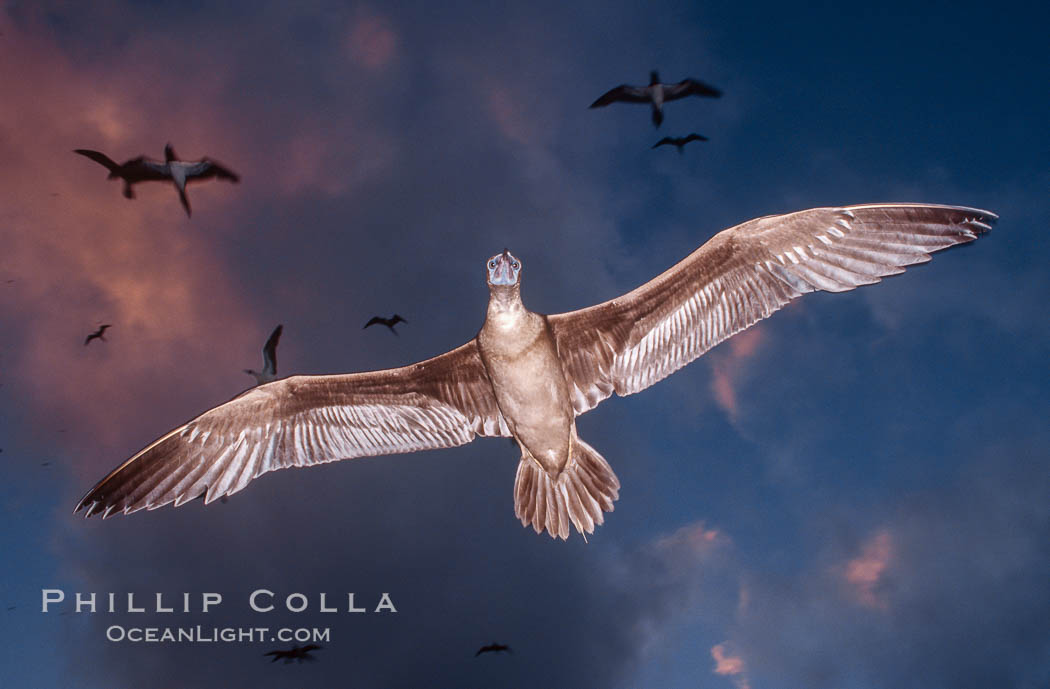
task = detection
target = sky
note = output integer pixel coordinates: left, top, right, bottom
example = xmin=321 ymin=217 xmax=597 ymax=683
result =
xmin=0 ymin=1 xmax=1047 ymax=687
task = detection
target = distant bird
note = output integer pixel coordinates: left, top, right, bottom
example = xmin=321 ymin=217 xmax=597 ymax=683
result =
xmin=364 ymin=314 xmax=407 ymax=335
xmin=75 ymin=204 xmax=995 ymax=540
xmin=264 ymin=644 xmax=322 ymax=664
xmin=652 ymin=133 xmax=709 ymax=153
xmin=73 ymin=143 xmax=239 ymax=217
xmin=475 ymin=642 xmax=512 ymax=657
xmin=84 ymin=324 xmax=111 ymax=346
xmin=590 ymin=71 xmax=721 ymax=127
xmin=41 ymin=462 xmax=51 ymax=467
xmin=244 ymin=324 xmax=284 ymax=385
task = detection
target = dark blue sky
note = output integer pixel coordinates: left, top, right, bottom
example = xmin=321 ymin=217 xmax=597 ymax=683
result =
xmin=0 ymin=1 xmax=1047 ymax=688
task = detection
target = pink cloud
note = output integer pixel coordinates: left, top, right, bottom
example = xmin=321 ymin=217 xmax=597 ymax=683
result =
xmin=345 ymin=10 xmax=398 ymax=71
xmin=486 ymin=85 xmax=538 ymax=146
xmin=729 ymin=325 xmax=764 ymax=359
xmin=709 ymin=325 xmax=766 ymax=423
xmin=843 ymin=528 xmax=893 ymax=609
xmin=0 ymin=14 xmax=263 ymax=473
xmin=711 ymin=643 xmax=750 ymax=689
xmin=278 ymin=123 xmax=396 ymax=198
xmin=647 ymin=521 xmax=730 ymax=582
xmin=654 ymin=520 xmax=726 ymax=555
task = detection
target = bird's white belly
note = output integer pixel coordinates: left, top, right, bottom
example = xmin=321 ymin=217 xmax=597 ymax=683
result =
xmin=170 ymin=166 xmax=186 ymax=187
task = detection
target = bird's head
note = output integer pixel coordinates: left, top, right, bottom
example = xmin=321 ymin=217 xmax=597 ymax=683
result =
xmin=486 ymin=249 xmax=522 ymax=287
xmin=649 ymin=70 xmax=660 ymax=85
xmin=164 ymin=143 xmax=177 ymax=162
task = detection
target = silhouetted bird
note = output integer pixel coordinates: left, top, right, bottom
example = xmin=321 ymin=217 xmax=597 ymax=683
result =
xmin=590 ymin=71 xmax=721 ymax=127
xmin=264 ymin=644 xmax=322 ymax=664
xmin=74 ymin=143 xmax=239 ymax=217
xmin=74 ymin=204 xmax=995 ymax=540
xmin=41 ymin=462 xmax=51 ymax=467
xmin=84 ymin=324 xmax=111 ymax=346
xmin=652 ymin=133 xmax=709 ymax=153
xmin=364 ymin=314 xmax=407 ymax=335
xmin=475 ymin=642 xmax=512 ymax=657
xmin=244 ymin=324 xmax=283 ymax=385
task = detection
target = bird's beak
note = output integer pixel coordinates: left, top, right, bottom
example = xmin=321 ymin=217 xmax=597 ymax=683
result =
xmin=493 ymin=251 xmax=513 ymax=285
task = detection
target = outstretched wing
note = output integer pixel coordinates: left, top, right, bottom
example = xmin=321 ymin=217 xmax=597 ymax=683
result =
xmin=263 ymin=324 xmax=283 ymax=374
xmin=184 ymin=158 xmax=240 ymax=183
xmin=549 ymin=203 xmax=996 ymax=414
xmin=73 ymin=149 xmax=119 ymax=172
xmin=663 ymin=78 xmax=722 ymax=100
xmin=590 ymin=84 xmax=650 ymax=107
xmin=75 ymin=340 xmax=510 ymax=517
xmin=683 ymin=133 xmax=709 ymax=143
xmin=652 ymin=137 xmax=675 ymax=149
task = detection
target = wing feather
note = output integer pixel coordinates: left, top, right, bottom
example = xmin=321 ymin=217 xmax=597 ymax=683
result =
xmin=184 ymin=159 xmax=240 ymax=183
xmin=262 ymin=324 xmax=282 ymax=374
xmin=662 ymin=78 xmax=723 ymax=100
xmin=75 ymin=340 xmax=507 ymax=517
xmin=549 ymin=203 xmax=996 ymax=414
xmin=590 ymin=85 xmax=651 ymax=107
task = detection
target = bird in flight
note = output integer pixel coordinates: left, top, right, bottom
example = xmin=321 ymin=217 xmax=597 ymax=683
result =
xmin=263 ymin=644 xmax=322 ymax=664
xmin=74 ymin=204 xmax=995 ymax=540
xmin=244 ymin=324 xmax=284 ymax=386
xmin=364 ymin=314 xmax=407 ymax=335
xmin=73 ymin=143 xmax=239 ymax=217
xmin=84 ymin=324 xmax=111 ymax=346
xmin=475 ymin=642 xmax=512 ymax=657
xmin=652 ymin=133 xmax=709 ymax=153
xmin=590 ymin=71 xmax=722 ymax=127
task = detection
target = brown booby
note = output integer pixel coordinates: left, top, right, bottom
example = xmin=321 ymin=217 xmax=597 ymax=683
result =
xmin=653 ymin=133 xmax=709 ymax=152
xmin=475 ymin=642 xmax=512 ymax=657
xmin=84 ymin=324 xmax=112 ymax=346
xmin=74 ymin=203 xmax=996 ymax=540
xmin=74 ymin=144 xmax=239 ymax=217
xmin=364 ymin=314 xmax=408 ymax=335
xmin=264 ymin=644 xmax=322 ymax=664
xmin=590 ymin=71 xmax=722 ymax=127
xmin=244 ymin=324 xmax=283 ymax=386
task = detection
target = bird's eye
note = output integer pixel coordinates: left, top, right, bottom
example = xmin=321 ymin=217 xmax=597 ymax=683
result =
xmin=511 ymin=262 xmax=519 ymax=269
xmin=489 ymin=260 xmax=497 ymax=268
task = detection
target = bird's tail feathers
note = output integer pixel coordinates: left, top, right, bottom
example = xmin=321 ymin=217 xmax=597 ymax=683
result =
xmin=513 ymin=436 xmax=620 ymax=540
xmin=177 ymin=185 xmax=191 ymax=216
